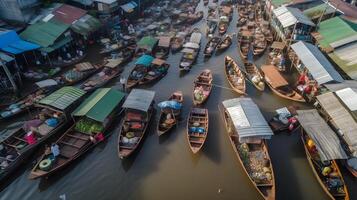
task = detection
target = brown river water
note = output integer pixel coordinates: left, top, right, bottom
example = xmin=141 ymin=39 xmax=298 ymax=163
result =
xmin=0 ymin=1 xmax=356 ymax=200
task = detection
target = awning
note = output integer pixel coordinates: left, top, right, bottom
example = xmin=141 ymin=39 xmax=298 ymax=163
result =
xmin=53 ymin=4 xmax=87 ymax=25
xmin=291 ymin=41 xmax=343 ymax=85
xmin=271 ymin=41 xmax=285 ymax=50
xmin=183 ymin=42 xmax=199 ymax=49
xmin=181 ymin=48 xmax=195 ymax=54
xmin=72 ymin=14 xmax=101 ymax=36
xmin=152 ymin=58 xmax=165 ymax=66
xmin=122 ymin=89 xmax=155 ymax=112
xmin=0 ymin=30 xmax=40 ymax=54
xmin=137 ymin=36 xmax=158 ymax=51
xmin=38 ymin=86 xmax=86 ymax=111
xmin=35 ymin=79 xmax=58 ymax=88
xmin=120 ymin=1 xmax=138 ymax=13
xmin=158 ymin=36 xmax=171 ymax=47
xmin=72 ymin=88 xmax=125 ymax=122
xmin=40 ymin=36 xmax=72 ymax=53
xmin=0 ymin=52 xmax=14 ymax=63
xmin=222 ymin=98 xmax=273 ymax=143
xmin=316 ymin=92 xmax=357 ymax=153
xmin=135 ymin=55 xmax=154 ymax=67
xmin=297 ymin=109 xmax=348 ymax=161
xmin=105 ymin=58 xmax=123 ymax=68
xmin=261 ymin=65 xmax=288 ymax=88
xmin=189 ymin=32 xmax=202 ymax=44
xmin=324 ymin=80 xmax=357 ymax=92
xmin=335 ymin=88 xmax=357 ymax=111
xmin=273 ymin=6 xmax=315 ymax=28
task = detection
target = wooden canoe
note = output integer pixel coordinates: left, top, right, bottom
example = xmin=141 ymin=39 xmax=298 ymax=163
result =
xmin=222 ymin=111 xmax=275 ymax=200
xmin=79 ymin=66 xmax=122 ymax=92
xmin=171 ymin=36 xmax=184 ymax=53
xmin=118 ymin=106 xmax=154 ymax=159
xmin=193 ymin=69 xmax=213 ymax=105
xmin=126 ymin=65 xmax=147 ymax=89
xmin=261 ymin=65 xmax=305 ymax=102
xmin=62 ymin=62 xmax=104 ymax=86
xmin=224 ymin=56 xmax=246 ymax=95
xmin=216 ymin=35 xmax=232 ymax=53
xmin=187 ymin=108 xmax=209 ymax=154
xmin=301 ymin=130 xmax=350 ymax=200
xmin=244 ymin=62 xmax=265 ymax=91
xmin=138 ymin=63 xmax=169 ymax=86
xmin=204 ymin=36 xmax=220 ymax=57
xmin=157 ymin=91 xmax=183 ymax=136
xmin=218 ymin=22 xmax=228 ymax=35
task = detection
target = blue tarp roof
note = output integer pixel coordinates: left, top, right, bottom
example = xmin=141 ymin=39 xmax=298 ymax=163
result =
xmin=0 ymin=30 xmax=40 ymax=55
xmin=135 ymin=55 xmax=154 ymax=67
xmin=121 ymin=1 xmax=138 ymax=13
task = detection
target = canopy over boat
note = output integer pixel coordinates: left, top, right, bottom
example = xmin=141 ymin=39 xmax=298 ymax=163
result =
xmin=72 ymin=88 xmax=125 ymax=123
xmin=38 ymin=86 xmax=85 ymax=111
xmin=261 ymin=65 xmax=288 ymax=88
xmin=135 ymin=55 xmax=154 ymax=67
xmin=189 ymin=32 xmax=202 ymax=44
xmin=297 ymin=109 xmax=348 ymax=161
xmin=122 ymin=89 xmax=155 ymax=112
xmin=316 ymin=92 xmax=357 ymax=154
xmin=181 ymin=48 xmax=195 ymax=54
xmin=157 ymin=36 xmax=171 ymax=47
xmin=151 ymin=58 xmax=166 ymax=66
xmin=183 ymin=42 xmax=200 ymax=49
xmin=105 ymin=58 xmax=123 ymax=68
xmin=35 ymin=79 xmax=58 ymax=88
xmin=335 ymin=88 xmax=357 ymax=112
xmin=137 ymin=36 xmax=158 ymax=51
xmin=158 ymin=100 xmax=182 ymax=110
xmin=222 ymin=98 xmax=273 ymax=143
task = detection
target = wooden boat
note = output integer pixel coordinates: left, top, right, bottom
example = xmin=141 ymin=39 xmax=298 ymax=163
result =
xmin=206 ymin=20 xmax=218 ymax=35
xmin=298 ymin=109 xmax=350 ymax=200
xmin=253 ymin=27 xmax=267 ymax=56
xmin=221 ymin=98 xmax=275 ymax=200
xmin=0 ymin=87 xmax=85 ymax=182
xmin=203 ymin=0 xmax=209 ymax=5
xmin=244 ymin=62 xmax=265 ymax=91
xmin=138 ymin=59 xmax=170 ymax=85
xmin=157 ymin=91 xmax=183 ymax=136
xmin=204 ymin=36 xmax=220 ymax=57
xmin=344 ymin=160 xmax=357 ymax=178
xmin=179 ymin=32 xmax=201 ymax=71
xmin=126 ymin=55 xmax=155 ymax=89
xmin=261 ymin=65 xmax=305 ymax=102
xmin=216 ymin=34 xmax=232 ymax=53
xmin=224 ymin=56 xmax=246 ymax=95
xmin=171 ymin=35 xmax=185 ymax=53
xmin=62 ymin=62 xmax=103 ymax=86
xmin=187 ymin=108 xmax=209 ymax=154
xmin=118 ymin=89 xmax=156 ymax=159
xmin=193 ymin=69 xmax=213 ymax=105
xmin=28 ymin=88 xmax=125 ymax=179
xmin=155 ymin=36 xmax=171 ymax=59
xmin=238 ymin=30 xmax=252 ymax=60
xmin=266 ymin=41 xmax=286 ymax=71
xmin=268 ymin=106 xmax=298 ymax=133
xmin=218 ymin=21 xmax=228 ymax=35
xmin=186 ymin=11 xmax=204 ymax=24
xmin=259 ymin=21 xmax=273 ymax=43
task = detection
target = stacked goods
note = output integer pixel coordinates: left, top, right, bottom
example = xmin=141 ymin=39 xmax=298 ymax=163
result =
xmin=75 ymin=118 xmax=104 ymax=135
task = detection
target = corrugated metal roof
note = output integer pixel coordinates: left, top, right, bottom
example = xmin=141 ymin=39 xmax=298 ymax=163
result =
xmin=71 ymin=14 xmax=101 ymax=36
xmin=122 ymin=89 xmax=155 ymax=112
xmin=273 ymin=6 xmax=315 ymax=28
xmin=222 ymin=98 xmax=273 ymax=142
xmin=297 ymin=109 xmax=347 ymax=161
xmin=335 ymin=88 xmax=357 ymax=111
xmin=291 ymin=41 xmax=343 ymax=85
xmin=316 ymin=92 xmax=357 ymax=153
xmin=324 ymin=80 xmax=357 ymax=92
xmin=330 ymin=42 xmax=357 ymax=80
xmin=53 ymin=4 xmax=87 ymax=24
xmin=39 ymin=86 xmax=86 ymax=110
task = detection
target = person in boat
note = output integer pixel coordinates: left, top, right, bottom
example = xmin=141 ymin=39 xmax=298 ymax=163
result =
xmin=50 ymin=143 xmax=60 ymax=160
xmin=89 ymin=132 xmax=105 ymax=143
xmin=296 ymin=71 xmax=309 ymax=93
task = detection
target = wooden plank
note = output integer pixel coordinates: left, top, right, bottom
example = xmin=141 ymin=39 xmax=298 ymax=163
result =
xmin=66 ymin=134 xmax=88 ymax=141
xmin=59 ymin=141 xmax=81 ymax=149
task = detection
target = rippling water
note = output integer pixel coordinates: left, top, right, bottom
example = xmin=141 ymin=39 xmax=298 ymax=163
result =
xmin=1 ymin=1 xmax=356 ymax=200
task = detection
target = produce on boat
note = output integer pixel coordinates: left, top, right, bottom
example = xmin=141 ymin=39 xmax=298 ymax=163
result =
xmin=297 ymin=109 xmax=350 ymax=200
xmin=216 ymin=34 xmax=232 ymax=53
xmin=244 ymin=62 xmax=265 ymax=91
xmin=118 ymin=89 xmax=155 ymax=159
xmin=267 ymin=42 xmax=286 ymax=72
xmin=61 ymin=62 xmax=103 ymax=85
xmin=193 ymin=69 xmax=213 ymax=105
xmin=221 ymin=98 xmax=275 ymax=200
xmin=238 ymin=30 xmax=252 ymax=60
xmin=224 ymin=56 xmax=246 ymax=95
xmin=204 ymin=36 xmax=220 ymax=57
xmin=139 ymin=58 xmax=169 ymax=85
xmin=179 ymin=30 xmax=202 ymax=71
xmin=157 ymin=91 xmax=183 ymax=136
xmin=29 ymin=88 xmax=125 ymax=179
xmin=268 ymin=106 xmax=299 ymax=133
xmin=187 ymin=108 xmax=209 ymax=154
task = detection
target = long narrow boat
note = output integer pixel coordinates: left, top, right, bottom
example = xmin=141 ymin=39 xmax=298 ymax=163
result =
xmin=297 ymin=110 xmax=350 ymax=200
xmin=253 ymin=27 xmax=267 ymax=56
xmin=204 ymin=36 xmax=220 ymax=57
xmin=221 ymin=98 xmax=275 ymax=200
xmin=157 ymin=91 xmax=184 ymax=136
xmin=224 ymin=56 xmax=246 ymax=95
xmin=261 ymin=65 xmax=305 ymax=102
xmin=193 ymin=69 xmax=213 ymax=105
xmin=187 ymin=108 xmax=209 ymax=154
xmin=28 ymin=88 xmax=125 ymax=179
xmin=238 ymin=30 xmax=252 ymax=60
xmin=216 ymin=34 xmax=232 ymax=53
xmin=155 ymin=36 xmax=171 ymax=59
xmin=244 ymin=62 xmax=265 ymax=91
xmin=126 ymin=55 xmax=155 ymax=89
xmin=138 ymin=58 xmax=169 ymax=86
xmin=118 ymin=89 xmax=156 ymax=159
xmin=0 ymin=87 xmax=85 ymax=182
xmin=61 ymin=62 xmax=104 ymax=86
xmin=218 ymin=16 xmax=229 ymax=35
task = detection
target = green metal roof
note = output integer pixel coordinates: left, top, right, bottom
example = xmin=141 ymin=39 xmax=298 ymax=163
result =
xmin=40 ymin=36 xmax=72 ymax=53
xmin=39 ymin=86 xmax=86 ymax=110
xmin=329 ymin=52 xmax=357 ymax=80
xmin=137 ymin=36 xmax=158 ymax=51
xmin=71 ymin=14 xmax=101 ymax=36
xmin=72 ymin=88 xmax=125 ymax=123
xmin=317 ymin=17 xmax=357 ymax=49
xmin=20 ymin=20 xmax=70 ymax=48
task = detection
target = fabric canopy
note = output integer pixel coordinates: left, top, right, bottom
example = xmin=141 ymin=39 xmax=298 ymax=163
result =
xmin=137 ymin=36 xmax=158 ymax=51
xmin=291 ymin=41 xmax=343 ymax=85
xmin=222 ymin=98 xmax=273 ymax=142
xmin=183 ymin=42 xmax=200 ymax=49
xmin=135 ymin=55 xmax=154 ymax=67
xmin=316 ymin=92 xmax=357 ymax=153
xmin=39 ymin=86 xmax=85 ymax=111
xmin=122 ymin=89 xmax=155 ymax=112
xmin=158 ymin=36 xmax=171 ymax=47
xmin=105 ymin=58 xmax=123 ymax=68
xmin=72 ymin=88 xmax=125 ymax=122
xmin=0 ymin=30 xmax=39 ymax=54
xmin=297 ymin=109 xmax=348 ymax=161
xmin=190 ymin=32 xmax=202 ymax=44
xmin=120 ymin=1 xmax=138 ymax=13
xmin=261 ymin=65 xmax=288 ymax=88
